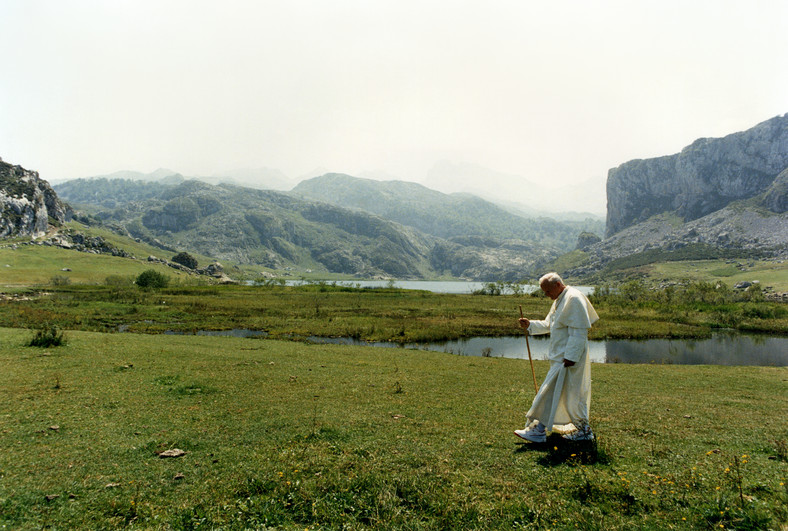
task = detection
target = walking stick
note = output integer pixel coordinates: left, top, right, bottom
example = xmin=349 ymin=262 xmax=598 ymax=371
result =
xmin=519 ymin=305 xmax=539 ymax=394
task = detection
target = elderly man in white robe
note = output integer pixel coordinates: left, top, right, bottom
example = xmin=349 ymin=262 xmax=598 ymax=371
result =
xmin=514 ymin=272 xmax=599 ymax=442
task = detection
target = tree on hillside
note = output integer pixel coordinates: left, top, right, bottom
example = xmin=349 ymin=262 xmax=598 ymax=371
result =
xmin=136 ymin=269 xmax=169 ymax=289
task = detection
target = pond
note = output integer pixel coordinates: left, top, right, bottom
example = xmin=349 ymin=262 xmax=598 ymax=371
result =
xmin=159 ymin=328 xmax=787 ymax=366
xmin=304 ymin=332 xmax=788 ymax=367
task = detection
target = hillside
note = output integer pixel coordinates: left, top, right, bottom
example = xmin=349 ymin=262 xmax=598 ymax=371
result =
xmin=54 ymin=177 xmax=562 ymax=280
xmin=291 ymin=173 xmax=603 ymax=250
xmin=543 ymin=115 xmax=788 ymax=282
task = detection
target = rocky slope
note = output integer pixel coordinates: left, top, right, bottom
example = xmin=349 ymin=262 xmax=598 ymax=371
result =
xmin=0 ymin=158 xmax=69 ymax=238
xmin=606 ymin=114 xmax=788 ymax=237
xmin=566 ymin=207 xmax=787 ymax=279
xmin=559 ymin=115 xmax=788 ymax=279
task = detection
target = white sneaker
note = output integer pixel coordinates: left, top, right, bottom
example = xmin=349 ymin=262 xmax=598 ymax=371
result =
xmin=514 ymin=426 xmax=546 ymax=443
xmin=562 ymin=427 xmax=594 ymax=441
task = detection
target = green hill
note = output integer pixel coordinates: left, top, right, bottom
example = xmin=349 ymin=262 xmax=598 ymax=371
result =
xmin=292 ymin=173 xmax=602 ymax=251
xmin=53 ymin=177 xmax=573 ymax=281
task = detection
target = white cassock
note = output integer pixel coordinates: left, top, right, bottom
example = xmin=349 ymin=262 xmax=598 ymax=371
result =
xmin=526 ymin=286 xmax=599 ymax=434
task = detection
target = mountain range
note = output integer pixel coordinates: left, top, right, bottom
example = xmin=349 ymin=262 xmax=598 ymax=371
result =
xmin=3 ymin=113 xmax=786 ymax=283
xmin=54 ymin=176 xmax=597 ymax=280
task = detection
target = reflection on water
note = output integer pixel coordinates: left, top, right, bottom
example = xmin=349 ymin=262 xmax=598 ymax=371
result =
xmin=148 ymin=327 xmax=785 ymax=366
xmin=604 ymin=334 xmax=787 ymax=366
xmin=306 ymin=332 xmax=787 ymax=367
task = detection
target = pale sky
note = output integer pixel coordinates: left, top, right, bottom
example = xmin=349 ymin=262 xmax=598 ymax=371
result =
xmin=2 ymin=0 xmax=787 ymax=208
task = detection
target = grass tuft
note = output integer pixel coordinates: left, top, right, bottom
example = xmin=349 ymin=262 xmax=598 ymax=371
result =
xmin=26 ymin=324 xmax=67 ymax=347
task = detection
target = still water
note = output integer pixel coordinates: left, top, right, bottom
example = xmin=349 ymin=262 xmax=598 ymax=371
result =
xmin=283 ymin=279 xmax=595 ymax=295
xmin=304 ymin=332 xmax=788 ymax=366
xmin=163 ymin=328 xmax=787 ymax=366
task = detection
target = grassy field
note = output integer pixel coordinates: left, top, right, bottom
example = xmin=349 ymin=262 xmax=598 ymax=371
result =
xmin=0 ymin=327 xmax=785 ymax=530
xmin=651 ymin=260 xmax=788 ymax=292
xmin=590 ymin=258 xmax=788 ymax=294
xmin=0 ymin=224 xmax=203 ymax=288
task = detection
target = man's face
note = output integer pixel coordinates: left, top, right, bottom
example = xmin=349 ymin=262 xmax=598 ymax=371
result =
xmin=540 ymin=281 xmax=564 ymax=300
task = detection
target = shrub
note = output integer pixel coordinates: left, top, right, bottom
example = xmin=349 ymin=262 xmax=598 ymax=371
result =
xmin=171 ymin=252 xmax=198 ymax=269
xmin=105 ymin=275 xmax=134 ymax=287
xmin=28 ymin=325 xmax=67 ymax=347
xmin=136 ymin=269 xmax=170 ymax=289
xmin=50 ymin=275 xmax=71 ymax=286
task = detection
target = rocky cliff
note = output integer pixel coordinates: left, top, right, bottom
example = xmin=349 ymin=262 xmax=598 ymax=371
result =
xmin=606 ymin=114 xmax=788 ymax=237
xmin=0 ymin=158 xmax=69 ymax=238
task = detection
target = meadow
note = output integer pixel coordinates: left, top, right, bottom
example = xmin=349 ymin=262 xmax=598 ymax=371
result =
xmin=0 ymin=280 xmax=786 ymax=345
xmin=1 ymin=240 xmax=787 ymax=528
xmin=1 ymin=327 xmax=786 ymax=530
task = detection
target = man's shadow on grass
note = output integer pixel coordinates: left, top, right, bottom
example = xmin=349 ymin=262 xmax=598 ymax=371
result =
xmin=514 ymin=434 xmax=610 ymax=466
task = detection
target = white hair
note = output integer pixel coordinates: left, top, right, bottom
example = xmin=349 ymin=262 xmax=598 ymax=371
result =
xmin=538 ymin=272 xmax=564 ymax=287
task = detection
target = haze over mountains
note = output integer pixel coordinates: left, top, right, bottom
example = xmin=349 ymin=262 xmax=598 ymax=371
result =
xmin=2 ymin=113 xmax=786 ymax=283
xmin=64 ymin=160 xmax=606 ymax=220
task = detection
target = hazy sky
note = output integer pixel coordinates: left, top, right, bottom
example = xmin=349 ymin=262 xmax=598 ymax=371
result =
xmin=2 ymin=1 xmax=787 ymax=194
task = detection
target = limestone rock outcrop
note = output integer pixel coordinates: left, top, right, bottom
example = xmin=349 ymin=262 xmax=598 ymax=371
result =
xmin=1 ymin=158 xmax=69 ymax=238
xmin=606 ymin=114 xmax=788 ymax=237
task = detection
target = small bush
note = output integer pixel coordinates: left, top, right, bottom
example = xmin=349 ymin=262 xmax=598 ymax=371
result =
xmin=50 ymin=275 xmax=71 ymax=286
xmin=136 ymin=269 xmax=170 ymax=289
xmin=28 ymin=325 xmax=67 ymax=347
xmin=105 ymin=275 xmax=134 ymax=287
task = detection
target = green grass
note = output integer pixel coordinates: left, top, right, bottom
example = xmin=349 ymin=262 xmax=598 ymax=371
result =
xmin=652 ymin=259 xmax=788 ymax=292
xmin=1 ymin=327 xmax=785 ymax=529
xmin=0 ymin=221 xmax=233 ymax=289
xmin=0 ymin=241 xmax=193 ymax=289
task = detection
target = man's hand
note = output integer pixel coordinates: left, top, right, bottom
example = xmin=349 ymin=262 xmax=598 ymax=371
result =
xmin=563 ymin=359 xmax=576 ymax=367
xmin=518 ymin=317 xmax=530 ymax=330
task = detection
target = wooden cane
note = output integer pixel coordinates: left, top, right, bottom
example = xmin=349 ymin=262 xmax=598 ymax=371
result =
xmin=519 ymin=305 xmax=539 ymax=394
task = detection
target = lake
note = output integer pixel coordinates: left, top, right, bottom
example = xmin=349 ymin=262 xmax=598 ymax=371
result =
xmin=283 ymin=279 xmax=595 ymax=295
